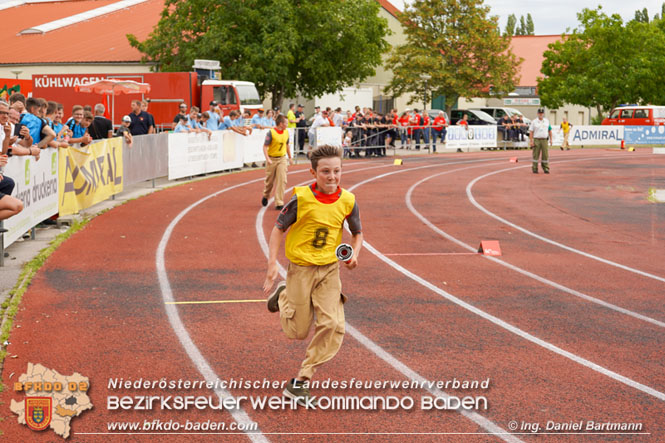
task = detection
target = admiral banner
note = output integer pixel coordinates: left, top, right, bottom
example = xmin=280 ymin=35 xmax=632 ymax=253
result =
xmin=58 ymin=138 xmax=123 ymax=216
xmin=446 ymin=126 xmax=497 ymax=149
xmin=623 ymin=126 xmax=665 ymax=145
xmin=568 ymin=125 xmax=623 ymax=146
xmin=3 ymin=148 xmax=59 ymax=246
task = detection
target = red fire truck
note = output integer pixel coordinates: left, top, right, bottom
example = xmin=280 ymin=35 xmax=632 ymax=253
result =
xmin=31 ymin=71 xmax=262 ymax=128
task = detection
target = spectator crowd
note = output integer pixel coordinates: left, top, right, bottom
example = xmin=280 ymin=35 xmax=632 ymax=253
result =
xmin=0 ymin=91 xmax=462 ymax=226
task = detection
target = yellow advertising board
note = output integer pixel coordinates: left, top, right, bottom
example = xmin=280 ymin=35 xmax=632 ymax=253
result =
xmin=58 ymin=138 xmax=123 ymax=215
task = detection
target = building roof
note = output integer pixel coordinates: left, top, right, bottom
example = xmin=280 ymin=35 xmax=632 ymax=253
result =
xmin=377 ymin=0 xmax=399 ymax=18
xmin=0 ymin=0 xmax=165 ymax=64
xmin=0 ymin=0 xmax=400 ymax=65
xmin=510 ymin=35 xmax=562 ymax=87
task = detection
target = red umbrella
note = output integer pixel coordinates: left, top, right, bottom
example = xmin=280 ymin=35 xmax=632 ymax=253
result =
xmin=74 ymin=79 xmax=151 ymax=95
xmin=74 ymin=79 xmax=151 ymax=124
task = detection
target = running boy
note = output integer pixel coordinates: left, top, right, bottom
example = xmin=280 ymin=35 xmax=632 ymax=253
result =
xmin=263 ymin=145 xmax=363 ymax=406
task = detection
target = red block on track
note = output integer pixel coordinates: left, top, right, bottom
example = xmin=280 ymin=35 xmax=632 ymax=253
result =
xmin=478 ymin=240 xmax=502 ymax=256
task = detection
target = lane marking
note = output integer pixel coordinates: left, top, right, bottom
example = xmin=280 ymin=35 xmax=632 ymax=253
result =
xmin=408 ymin=168 xmax=665 ymax=329
xmin=157 ymin=176 xmax=269 ymax=443
xmin=342 ymin=155 xmax=665 ymax=402
xmin=154 ymin=161 xmax=406 ymax=442
xmin=384 ymin=252 xmax=478 ymax=256
xmin=165 ymin=300 xmax=265 ymax=305
xmin=466 ymin=161 xmax=665 ymax=284
xmin=256 ymin=158 xmax=522 ymax=443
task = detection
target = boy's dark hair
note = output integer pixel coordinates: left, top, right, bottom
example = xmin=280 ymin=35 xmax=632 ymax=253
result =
xmin=47 ymin=101 xmax=58 ymax=115
xmin=178 ymin=115 xmax=187 ymax=122
xmin=310 ymin=145 xmax=342 ymax=170
xmin=9 ymin=92 xmax=26 ymax=105
xmin=83 ymin=110 xmax=94 ymax=121
xmin=275 ymin=114 xmax=287 ymax=126
xmin=26 ymin=97 xmax=40 ymax=112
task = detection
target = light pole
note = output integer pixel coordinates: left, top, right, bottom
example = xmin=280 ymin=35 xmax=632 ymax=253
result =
xmin=10 ymin=70 xmax=22 ymax=79
xmin=420 ymin=74 xmax=431 ymax=111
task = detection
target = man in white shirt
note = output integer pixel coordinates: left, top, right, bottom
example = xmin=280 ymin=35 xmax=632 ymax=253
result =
xmin=528 ymin=108 xmax=552 ymax=174
xmin=308 ymin=110 xmax=330 ymax=149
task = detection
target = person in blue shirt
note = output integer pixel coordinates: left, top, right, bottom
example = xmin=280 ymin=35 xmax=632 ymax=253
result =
xmin=173 ymin=115 xmax=191 ymax=133
xmin=264 ymin=109 xmax=276 ymax=128
xmin=187 ymin=107 xmax=202 ymax=129
xmin=221 ymin=110 xmax=252 ymax=135
xmin=22 ymin=97 xmax=55 ymax=147
xmin=251 ymin=109 xmax=266 ymax=129
xmin=206 ymin=101 xmax=221 ymax=130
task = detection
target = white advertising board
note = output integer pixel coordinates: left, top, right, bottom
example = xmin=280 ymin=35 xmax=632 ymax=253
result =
xmin=2 ymin=148 xmax=59 ymax=246
xmin=446 ymin=126 xmax=497 ymax=149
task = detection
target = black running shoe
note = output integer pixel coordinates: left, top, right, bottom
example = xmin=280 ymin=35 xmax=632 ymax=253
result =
xmin=267 ymin=281 xmax=286 ymax=312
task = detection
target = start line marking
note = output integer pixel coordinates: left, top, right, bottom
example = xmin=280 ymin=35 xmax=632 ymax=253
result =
xmin=165 ymin=300 xmax=264 ymax=305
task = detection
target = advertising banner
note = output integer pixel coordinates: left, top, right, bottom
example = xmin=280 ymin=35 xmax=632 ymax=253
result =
xmin=623 ymin=126 xmax=665 ymax=145
xmin=446 ymin=126 xmax=497 ymax=149
xmin=316 ymin=127 xmax=343 ymax=147
xmin=568 ymin=125 xmax=623 ymax=146
xmin=3 ymin=148 xmax=59 ymax=246
xmin=58 ymin=139 xmax=123 ymax=215
xmin=239 ymin=129 xmax=269 ymax=164
xmin=168 ymin=132 xmax=226 ymax=180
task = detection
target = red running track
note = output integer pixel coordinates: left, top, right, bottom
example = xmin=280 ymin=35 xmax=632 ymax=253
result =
xmin=2 ymin=149 xmax=664 ymax=442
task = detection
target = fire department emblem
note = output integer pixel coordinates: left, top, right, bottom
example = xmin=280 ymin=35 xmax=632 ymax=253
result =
xmin=25 ymin=397 xmax=52 ymax=431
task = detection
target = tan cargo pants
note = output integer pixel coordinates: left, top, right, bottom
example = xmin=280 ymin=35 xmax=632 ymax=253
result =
xmin=262 ymin=155 xmax=288 ymax=206
xmin=278 ymin=261 xmax=346 ymax=380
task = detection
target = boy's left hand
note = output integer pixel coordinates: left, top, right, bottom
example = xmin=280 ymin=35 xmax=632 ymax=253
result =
xmin=344 ymin=255 xmax=358 ymax=270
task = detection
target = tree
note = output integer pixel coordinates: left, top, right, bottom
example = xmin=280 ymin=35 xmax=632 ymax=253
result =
xmin=505 ymin=14 xmax=517 ymax=36
xmin=634 ymin=7 xmax=649 ymax=23
xmin=519 ymin=16 xmax=527 ymax=35
xmin=538 ymin=7 xmax=665 ymax=116
xmin=526 ymin=13 xmax=535 ymax=34
xmin=127 ymin=0 xmax=390 ymax=108
xmin=384 ymin=0 xmax=521 ymax=116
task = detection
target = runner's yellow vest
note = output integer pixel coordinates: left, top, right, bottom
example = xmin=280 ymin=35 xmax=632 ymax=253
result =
xmin=285 ymin=186 xmax=356 ymax=266
xmin=561 ymin=121 xmax=571 ymax=134
xmin=267 ymin=128 xmax=289 ymax=157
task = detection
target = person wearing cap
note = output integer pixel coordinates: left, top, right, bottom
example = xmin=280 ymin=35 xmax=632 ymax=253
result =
xmin=308 ymin=109 xmax=330 ymax=149
xmin=206 ymin=101 xmax=221 ymax=130
xmin=173 ymin=103 xmax=188 ymax=130
xmin=115 ymin=115 xmax=134 ymax=146
xmin=173 ymin=115 xmax=191 ymax=133
xmin=528 ymin=108 xmax=552 ymax=174
xmin=309 ymin=106 xmax=321 ymax=124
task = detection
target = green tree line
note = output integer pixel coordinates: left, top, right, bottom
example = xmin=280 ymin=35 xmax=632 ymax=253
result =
xmin=538 ymin=5 xmax=665 ymax=116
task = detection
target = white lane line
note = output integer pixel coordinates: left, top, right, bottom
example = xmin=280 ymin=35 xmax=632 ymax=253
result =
xmin=256 ymin=159 xmax=523 ymax=443
xmin=466 ymin=162 xmax=665 ymax=284
xmin=157 ymin=177 xmax=268 ymax=442
xmin=406 ymin=169 xmax=665 ymax=329
xmin=154 ymin=162 xmax=401 ymax=442
xmin=343 ymin=156 xmax=665 ymax=403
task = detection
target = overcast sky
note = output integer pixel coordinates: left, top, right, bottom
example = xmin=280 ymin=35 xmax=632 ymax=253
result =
xmin=386 ymin=0 xmax=663 ymax=35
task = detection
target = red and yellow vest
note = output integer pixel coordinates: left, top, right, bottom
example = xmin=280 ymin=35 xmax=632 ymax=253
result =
xmin=285 ymin=186 xmax=355 ymax=266
xmin=267 ymin=128 xmax=289 ymax=157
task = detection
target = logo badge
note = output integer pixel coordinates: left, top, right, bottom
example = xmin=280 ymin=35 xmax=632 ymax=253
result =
xmin=25 ymin=397 xmax=52 ymax=431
